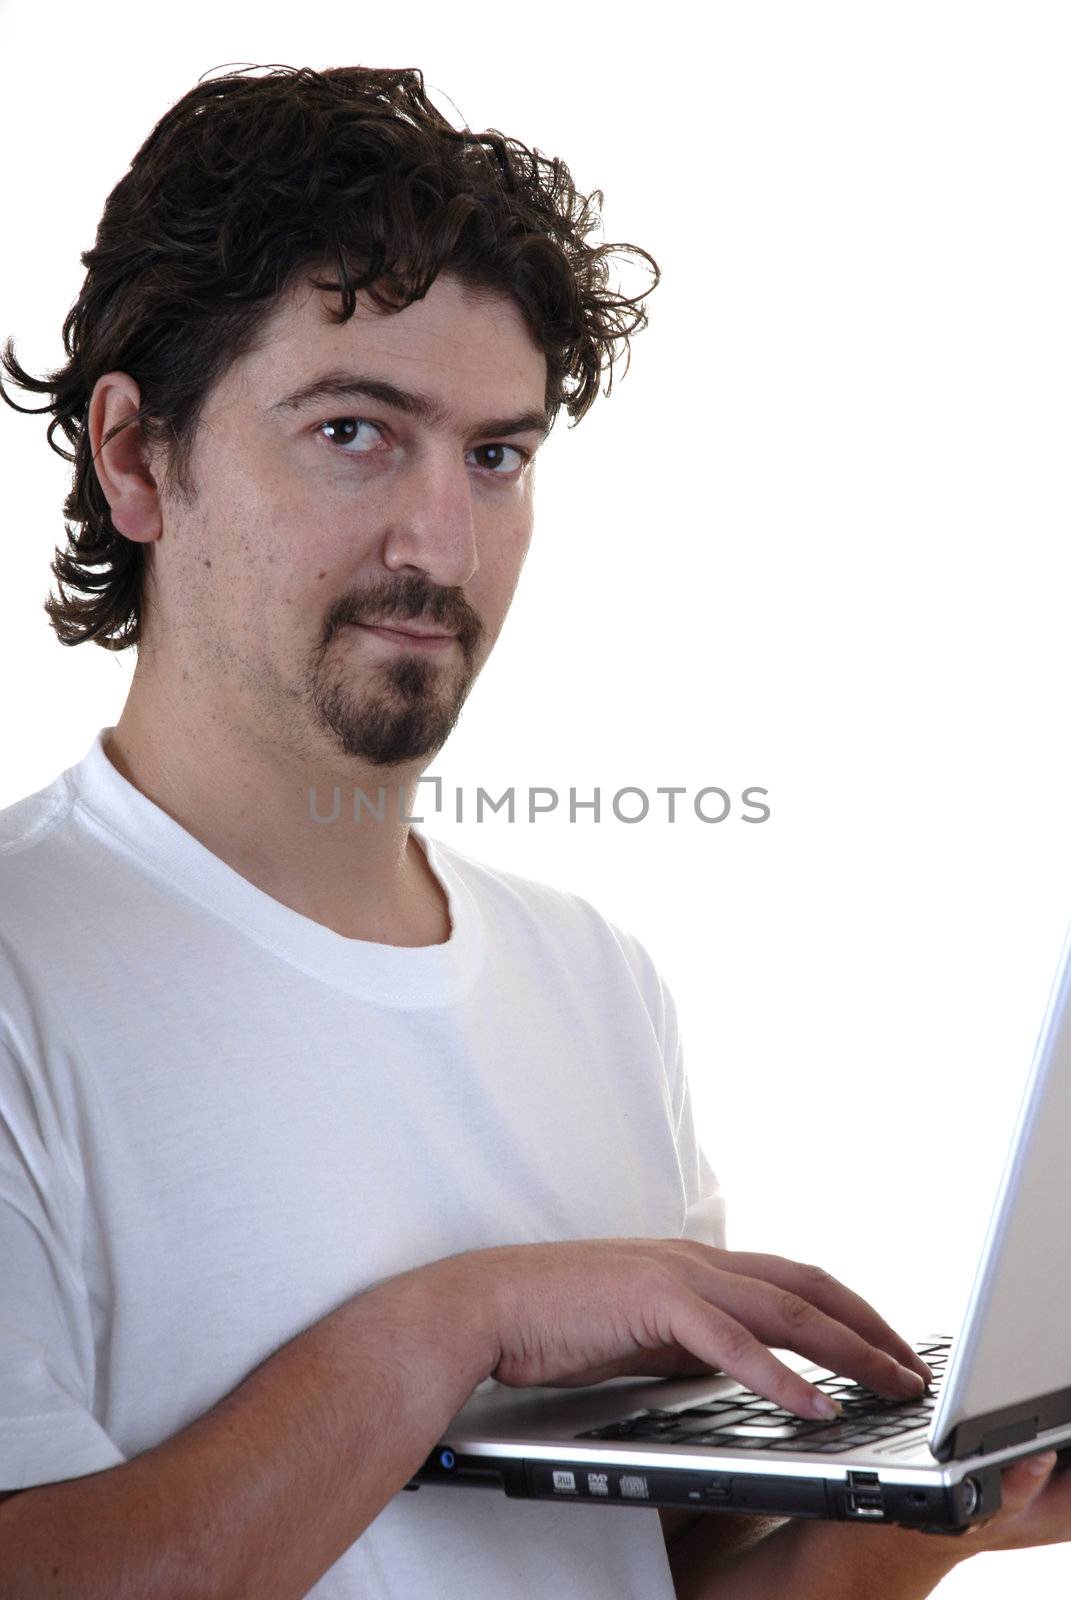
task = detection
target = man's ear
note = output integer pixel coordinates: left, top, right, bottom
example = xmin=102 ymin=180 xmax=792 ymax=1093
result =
xmin=88 ymin=370 xmax=162 ymax=544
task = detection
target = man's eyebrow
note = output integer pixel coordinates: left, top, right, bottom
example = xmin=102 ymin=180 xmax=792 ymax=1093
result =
xmin=266 ymin=371 xmax=552 ymax=441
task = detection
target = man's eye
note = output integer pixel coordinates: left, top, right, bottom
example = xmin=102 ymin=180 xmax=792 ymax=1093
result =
xmin=318 ymin=418 xmax=381 ymax=452
xmin=317 ymin=418 xmax=527 ymax=476
xmin=472 ymin=442 xmax=527 ymax=475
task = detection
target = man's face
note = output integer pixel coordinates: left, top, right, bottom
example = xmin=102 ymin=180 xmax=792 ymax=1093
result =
xmin=144 ymin=269 xmax=549 ymax=770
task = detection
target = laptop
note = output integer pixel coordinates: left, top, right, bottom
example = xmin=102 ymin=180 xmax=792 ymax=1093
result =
xmin=404 ymin=922 xmax=1071 ymax=1532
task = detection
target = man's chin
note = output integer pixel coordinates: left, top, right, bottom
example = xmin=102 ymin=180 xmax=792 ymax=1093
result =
xmin=319 ymin=705 xmax=456 ymax=768
xmin=311 ymin=663 xmax=473 ymax=766
xmin=348 ymin=739 xmax=447 ymax=769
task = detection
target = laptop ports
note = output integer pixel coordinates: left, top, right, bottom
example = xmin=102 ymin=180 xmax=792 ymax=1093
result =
xmin=846 ymin=1492 xmax=885 ymax=1518
xmin=846 ymin=1471 xmax=885 ymax=1519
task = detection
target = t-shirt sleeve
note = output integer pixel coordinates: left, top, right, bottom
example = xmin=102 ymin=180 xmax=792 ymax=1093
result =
xmin=604 ymin=915 xmax=727 ymax=1250
xmin=660 ymin=971 xmax=727 ymax=1251
xmin=0 ymin=944 xmax=126 ymax=1489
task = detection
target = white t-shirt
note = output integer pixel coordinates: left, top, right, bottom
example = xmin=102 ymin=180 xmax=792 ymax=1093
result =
xmin=0 ymin=726 xmax=726 ymax=1598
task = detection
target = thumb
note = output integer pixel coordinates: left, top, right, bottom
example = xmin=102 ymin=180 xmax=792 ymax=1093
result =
xmin=1002 ymin=1450 xmax=1059 ymax=1514
xmin=966 ymin=1452 xmax=1062 ymax=1523
xmin=962 ymin=1450 xmax=1059 ymax=1544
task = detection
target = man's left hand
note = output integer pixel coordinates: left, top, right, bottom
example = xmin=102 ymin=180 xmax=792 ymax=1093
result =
xmin=668 ymin=1449 xmax=1071 ymax=1600
xmin=950 ymin=1448 xmax=1071 ymax=1555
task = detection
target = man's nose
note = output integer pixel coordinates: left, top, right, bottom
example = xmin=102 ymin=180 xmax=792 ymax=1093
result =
xmin=379 ymin=450 xmax=479 ymax=588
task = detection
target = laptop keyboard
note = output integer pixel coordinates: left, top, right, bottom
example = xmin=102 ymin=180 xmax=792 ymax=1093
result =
xmin=575 ymin=1339 xmax=951 ymax=1454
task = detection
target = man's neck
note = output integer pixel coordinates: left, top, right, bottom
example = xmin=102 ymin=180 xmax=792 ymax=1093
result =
xmin=103 ymin=698 xmax=452 ymax=948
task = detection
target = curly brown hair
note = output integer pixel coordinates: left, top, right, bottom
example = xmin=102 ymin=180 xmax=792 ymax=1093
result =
xmin=0 ymin=62 xmax=660 ymax=651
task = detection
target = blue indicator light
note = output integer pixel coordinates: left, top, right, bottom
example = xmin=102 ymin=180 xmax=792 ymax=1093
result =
xmin=439 ymin=1449 xmax=456 ymax=1469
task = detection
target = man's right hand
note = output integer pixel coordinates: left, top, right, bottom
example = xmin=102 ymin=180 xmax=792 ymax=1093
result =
xmin=0 ymin=1238 xmax=934 ymax=1600
xmin=401 ymin=1237 xmax=933 ymax=1420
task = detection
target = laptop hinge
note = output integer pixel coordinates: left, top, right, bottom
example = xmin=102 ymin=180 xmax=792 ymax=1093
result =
xmin=933 ymin=1378 xmax=1071 ymax=1460
xmin=978 ymin=1418 xmax=1039 ymax=1456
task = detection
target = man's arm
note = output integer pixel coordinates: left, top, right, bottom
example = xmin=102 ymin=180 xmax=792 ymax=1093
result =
xmin=659 ymin=1508 xmax=786 ymax=1574
xmin=658 ymin=1508 xmax=702 ymax=1546
xmin=0 ymin=1271 xmax=497 ymax=1600
xmin=665 ymin=1511 xmax=961 ymax=1600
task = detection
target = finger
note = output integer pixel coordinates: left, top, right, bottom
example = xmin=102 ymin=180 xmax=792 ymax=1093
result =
xmin=690 ymin=1266 xmax=927 ymax=1400
xmin=669 ymin=1291 xmax=845 ymax=1420
xmin=1002 ymin=1451 xmax=1059 ymax=1513
xmin=706 ymin=1250 xmax=933 ymax=1385
xmin=961 ymin=1451 xmax=1064 ymax=1550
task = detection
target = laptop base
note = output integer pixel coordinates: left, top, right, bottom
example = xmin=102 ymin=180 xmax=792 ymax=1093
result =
xmin=407 ymin=1449 xmax=1006 ymax=1533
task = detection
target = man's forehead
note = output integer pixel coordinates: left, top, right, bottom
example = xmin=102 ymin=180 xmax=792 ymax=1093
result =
xmin=267 ymin=271 xmax=533 ymax=357
xmin=236 ymin=271 xmax=547 ymax=418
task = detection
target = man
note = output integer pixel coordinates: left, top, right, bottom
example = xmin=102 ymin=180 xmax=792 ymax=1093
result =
xmin=0 ymin=62 xmax=1068 ymax=1598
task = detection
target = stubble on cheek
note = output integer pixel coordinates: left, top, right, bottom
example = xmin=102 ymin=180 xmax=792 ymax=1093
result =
xmin=161 ymin=502 xmax=281 ymax=711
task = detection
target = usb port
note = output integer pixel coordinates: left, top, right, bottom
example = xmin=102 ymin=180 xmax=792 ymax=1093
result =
xmin=847 ymin=1492 xmax=884 ymax=1518
xmin=848 ymin=1471 xmax=880 ymax=1489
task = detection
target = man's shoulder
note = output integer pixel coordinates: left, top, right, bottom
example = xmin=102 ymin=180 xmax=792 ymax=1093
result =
xmin=428 ymin=833 xmax=662 ymax=990
xmin=0 ymin=766 xmax=90 ymax=983
xmin=0 ymin=780 xmax=80 ymax=1065
xmin=431 ymin=831 xmax=612 ymax=926
xmin=0 ymin=767 xmax=72 ymax=862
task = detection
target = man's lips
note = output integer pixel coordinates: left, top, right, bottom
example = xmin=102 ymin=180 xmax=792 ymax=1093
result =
xmin=347 ymin=622 xmax=457 ymax=650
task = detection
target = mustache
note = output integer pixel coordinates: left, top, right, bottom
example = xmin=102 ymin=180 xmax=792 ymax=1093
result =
xmin=326 ymin=577 xmax=482 ymax=653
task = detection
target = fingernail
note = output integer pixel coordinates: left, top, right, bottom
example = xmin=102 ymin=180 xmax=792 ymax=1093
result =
xmin=898 ymin=1366 xmax=927 ymax=1394
xmin=1028 ymin=1451 xmax=1057 ymax=1475
xmin=814 ymin=1394 xmax=842 ymax=1419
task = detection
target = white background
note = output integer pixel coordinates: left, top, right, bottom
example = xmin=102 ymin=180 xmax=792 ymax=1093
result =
xmin=1 ymin=1 xmax=1069 ymax=1591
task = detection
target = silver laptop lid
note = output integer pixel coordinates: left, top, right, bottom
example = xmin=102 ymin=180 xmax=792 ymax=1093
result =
xmin=930 ymin=921 xmax=1071 ymax=1460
